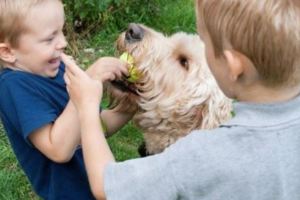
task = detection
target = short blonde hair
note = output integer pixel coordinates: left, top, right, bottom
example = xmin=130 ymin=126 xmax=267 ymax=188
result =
xmin=0 ymin=0 xmax=61 ymax=48
xmin=1 ymin=0 xmax=36 ymax=47
xmin=196 ymin=0 xmax=300 ymax=87
xmin=0 ymin=0 xmax=62 ymax=68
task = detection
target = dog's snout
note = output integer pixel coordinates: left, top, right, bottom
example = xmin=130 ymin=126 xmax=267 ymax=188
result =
xmin=125 ymin=23 xmax=144 ymax=43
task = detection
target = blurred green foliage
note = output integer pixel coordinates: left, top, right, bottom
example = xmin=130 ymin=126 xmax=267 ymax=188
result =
xmin=64 ymin=0 xmax=160 ymax=34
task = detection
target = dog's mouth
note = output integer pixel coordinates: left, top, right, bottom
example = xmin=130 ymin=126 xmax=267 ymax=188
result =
xmin=111 ymin=79 xmax=138 ymax=95
xmin=111 ymin=53 xmax=140 ymax=95
xmin=112 ymin=23 xmax=145 ymax=96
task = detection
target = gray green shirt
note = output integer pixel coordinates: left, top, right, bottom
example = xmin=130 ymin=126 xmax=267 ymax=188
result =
xmin=104 ymin=95 xmax=300 ymax=200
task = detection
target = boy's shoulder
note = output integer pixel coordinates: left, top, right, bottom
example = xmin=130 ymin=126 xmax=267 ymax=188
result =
xmin=0 ymin=63 xmax=65 ymax=95
xmin=0 ymin=62 xmax=65 ymax=82
xmin=0 ymin=68 xmax=29 ymax=86
xmin=173 ymin=95 xmax=300 ymax=153
xmin=0 ymin=67 xmax=35 ymax=80
xmin=0 ymin=68 xmax=39 ymax=91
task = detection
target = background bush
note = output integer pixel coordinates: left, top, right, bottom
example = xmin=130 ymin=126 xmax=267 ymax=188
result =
xmin=0 ymin=0 xmax=195 ymax=199
xmin=64 ymin=0 xmax=196 ymax=65
xmin=64 ymin=0 xmax=160 ymax=33
xmin=64 ymin=0 xmax=164 ymax=62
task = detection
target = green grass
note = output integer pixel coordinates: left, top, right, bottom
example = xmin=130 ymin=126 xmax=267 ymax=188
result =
xmin=150 ymin=0 xmax=196 ymax=34
xmin=108 ymin=122 xmax=144 ymax=161
xmin=0 ymin=0 xmax=195 ymax=199
xmin=0 ymin=123 xmax=40 ymax=200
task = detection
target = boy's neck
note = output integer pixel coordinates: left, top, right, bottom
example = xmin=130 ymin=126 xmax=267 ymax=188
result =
xmin=2 ymin=64 xmax=28 ymax=73
xmin=236 ymin=84 xmax=300 ymax=103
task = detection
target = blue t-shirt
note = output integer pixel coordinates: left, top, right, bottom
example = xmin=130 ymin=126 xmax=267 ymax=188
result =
xmin=0 ymin=63 xmax=95 ymax=200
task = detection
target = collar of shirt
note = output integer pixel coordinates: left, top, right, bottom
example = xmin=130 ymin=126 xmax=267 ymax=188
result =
xmin=223 ymin=94 xmax=300 ymax=127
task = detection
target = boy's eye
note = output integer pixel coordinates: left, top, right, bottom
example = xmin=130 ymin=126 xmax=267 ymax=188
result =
xmin=45 ymin=37 xmax=55 ymax=43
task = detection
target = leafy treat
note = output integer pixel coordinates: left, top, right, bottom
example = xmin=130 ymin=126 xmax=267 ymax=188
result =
xmin=120 ymin=52 xmax=141 ymax=83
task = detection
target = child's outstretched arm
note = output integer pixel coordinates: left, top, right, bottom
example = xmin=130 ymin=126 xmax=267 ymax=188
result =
xmin=85 ymin=56 xmax=136 ymax=136
xmin=100 ymin=108 xmax=135 ymax=136
xmin=63 ymin=54 xmax=112 ymax=200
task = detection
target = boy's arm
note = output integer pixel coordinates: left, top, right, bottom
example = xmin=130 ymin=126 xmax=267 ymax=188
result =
xmin=86 ymin=56 xmax=133 ymax=136
xmin=28 ymin=55 xmax=129 ymax=163
xmin=85 ymin=57 xmax=128 ymax=83
xmin=28 ymin=101 xmax=82 ymax=163
xmin=63 ymin=53 xmax=113 ymax=199
xmin=29 ymin=102 xmax=133 ymax=163
xmin=80 ymin=106 xmax=114 ymax=200
xmin=101 ymin=108 xmax=135 ymax=136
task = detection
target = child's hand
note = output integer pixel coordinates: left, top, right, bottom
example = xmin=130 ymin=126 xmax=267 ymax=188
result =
xmin=86 ymin=57 xmax=129 ymax=82
xmin=62 ymin=53 xmax=103 ymax=112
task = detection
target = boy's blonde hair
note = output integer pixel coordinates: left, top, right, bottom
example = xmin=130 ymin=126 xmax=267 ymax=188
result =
xmin=197 ymin=0 xmax=300 ymax=87
xmin=0 ymin=0 xmax=61 ymax=68
xmin=1 ymin=0 xmax=36 ymax=48
xmin=0 ymin=0 xmax=61 ymax=48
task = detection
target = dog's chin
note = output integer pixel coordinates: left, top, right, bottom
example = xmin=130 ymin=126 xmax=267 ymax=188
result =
xmin=111 ymin=79 xmax=138 ymax=96
xmin=108 ymin=79 xmax=139 ymax=113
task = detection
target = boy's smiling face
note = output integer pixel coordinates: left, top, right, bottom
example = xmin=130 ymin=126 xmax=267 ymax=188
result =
xmin=11 ymin=0 xmax=67 ymax=77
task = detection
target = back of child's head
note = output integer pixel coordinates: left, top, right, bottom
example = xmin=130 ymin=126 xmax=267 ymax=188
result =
xmin=196 ymin=0 xmax=300 ymax=88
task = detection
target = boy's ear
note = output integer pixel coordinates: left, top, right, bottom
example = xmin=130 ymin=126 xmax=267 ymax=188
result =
xmin=0 ymin=43 xmax=16 ymax=63
xmin=223 ymin=50 xmax=244 ymax=82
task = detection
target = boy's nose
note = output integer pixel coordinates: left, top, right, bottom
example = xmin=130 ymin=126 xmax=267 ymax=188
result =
xmin=56 ymin=34 xmax=68 ymax=49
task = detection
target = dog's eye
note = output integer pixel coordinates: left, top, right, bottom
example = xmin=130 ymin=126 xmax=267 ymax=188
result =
xmin=178 ymin=55 xmax=189 ymax=70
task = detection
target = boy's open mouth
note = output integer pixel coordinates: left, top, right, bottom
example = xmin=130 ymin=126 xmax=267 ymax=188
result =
xmin=48 ymin=57 xmax=60 ymax=65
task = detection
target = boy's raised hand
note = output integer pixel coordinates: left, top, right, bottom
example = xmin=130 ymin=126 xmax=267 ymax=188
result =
xmin=62 ymin=53 xmax=103 ymax=113
xmin=86 ymin=57 xmax=129 ymax=82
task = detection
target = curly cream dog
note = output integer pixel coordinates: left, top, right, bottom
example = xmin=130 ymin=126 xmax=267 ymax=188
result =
xmin=110 ymin=23 xmax=232 ymax=155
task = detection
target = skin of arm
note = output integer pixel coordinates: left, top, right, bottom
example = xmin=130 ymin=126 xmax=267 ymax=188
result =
xmin=29 ymin=101 xmax=81 ymax=163
xmin=87 ymin=56 xmax=134 ymax=136
xmin=80 ymin=104 xmax=114 ymax=200
xmin=63 ymin=53 xmax=114 ymax=199
xmin=101 ymin=108 xmax=135 ymax=137
xmin=29 ymin=54 xmax=131 ymax=163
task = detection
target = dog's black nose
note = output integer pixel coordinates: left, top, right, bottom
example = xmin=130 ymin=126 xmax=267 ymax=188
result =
xmin=125 ymin=23 xmax=144 ymax=43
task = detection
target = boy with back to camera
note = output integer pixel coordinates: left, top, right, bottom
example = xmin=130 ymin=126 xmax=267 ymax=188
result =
xmin=63 ymin=0 xmax=300 ymax=199
xmin=0 ymin=0 xmax=133 ymax=199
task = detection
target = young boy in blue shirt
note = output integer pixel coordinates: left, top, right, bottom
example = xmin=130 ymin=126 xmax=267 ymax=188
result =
xmin=0 ymin=0 xmax=132 ymax=199
xmin=63 ymin=0 xmax=300 ymax=199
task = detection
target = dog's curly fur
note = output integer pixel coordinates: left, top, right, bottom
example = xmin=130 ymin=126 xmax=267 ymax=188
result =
xmin=109 ymin=24 xmax=232 ymax=155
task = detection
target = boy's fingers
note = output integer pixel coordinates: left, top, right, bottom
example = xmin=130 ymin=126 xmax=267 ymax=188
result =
xmin=115 ymin=59 xmax=129 ymax=73
xmin=61 ymin=53 xmax=83 ymax=76
xmin=61 ymin=53 xmax=76 ymax=75
xmin=121 ymin=66 xmax=129 ymax=77
xmin=65 ymin=66 xmax=76 ymax=81
xmin=64 ymin=73 xmax=70 ymax=85
xmin=101 ymin=73 xmax=116 ymax=82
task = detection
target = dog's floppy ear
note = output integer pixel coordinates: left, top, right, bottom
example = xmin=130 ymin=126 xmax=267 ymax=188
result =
xmin=186 ymin=105 xmax=205 ymax=132
xmin=200 ymin=95 xmax=231 ymax=129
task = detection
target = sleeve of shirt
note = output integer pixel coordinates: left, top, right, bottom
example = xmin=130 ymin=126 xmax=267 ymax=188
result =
xmin=104 ymin=152 xmax=179 ymax=200
xmin=2 ymin=75 xmax=57 ymax=142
